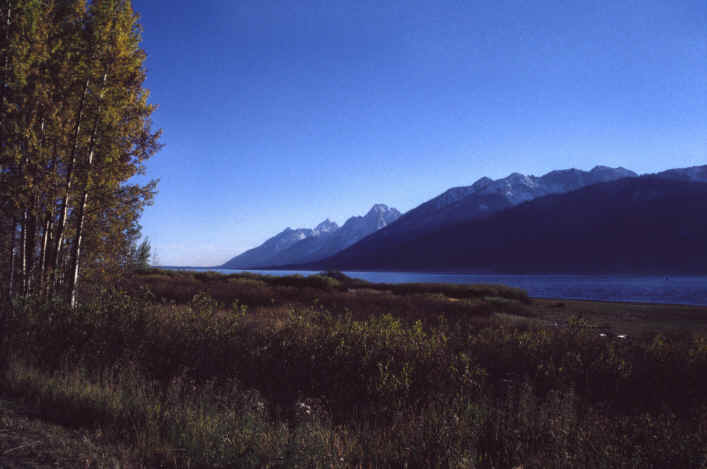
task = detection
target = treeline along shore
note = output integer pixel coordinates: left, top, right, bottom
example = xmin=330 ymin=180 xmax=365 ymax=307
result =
xmin=1 ymin=269 xmax=706 ymax=467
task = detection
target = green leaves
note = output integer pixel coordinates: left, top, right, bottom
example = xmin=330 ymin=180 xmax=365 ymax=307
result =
xmin=1 ymin=0 xmax=161 ymax=304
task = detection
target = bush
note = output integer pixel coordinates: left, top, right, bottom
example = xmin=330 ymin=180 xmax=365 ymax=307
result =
xmin=3 ymin=276 xmax=706 ymax=468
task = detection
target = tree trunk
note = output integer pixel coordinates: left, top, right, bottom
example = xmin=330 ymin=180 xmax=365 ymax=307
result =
xmin=25 ymin=210 xmax=35 ymax=296
xmin=1 ymin=3 xmax=13 ymax=301
xmin=36 ymin=133 xmax=56 ymax=295
xmin=68 ymin=72 xmax=107 ymax=308
xmin=23 ymin=191 xmax=41 ymax=296
xmin=68 ymin=188 xmax=87 ymax=309
xmin=50 ymin=77 xmax=89 ymax=293
xmin=38 ymin=212 xmax=51 ymax=295
xmin=20 ymin=209 xmax=27 ymax=297
xmin=68 ymin=144 xmax=96 ymax=308
xmin=6 ymin=217 xmax=16 ymax=302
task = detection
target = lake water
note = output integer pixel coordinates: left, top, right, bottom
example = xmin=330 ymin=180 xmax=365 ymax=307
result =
xmin=170 ymin=268 xmax=707 ymax=306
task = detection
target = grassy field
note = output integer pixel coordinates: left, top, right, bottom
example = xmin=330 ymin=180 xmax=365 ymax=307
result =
xmin=1 ymin=269 xmax=706 ymax=468
xmin=0 ymin=397 xmax=141 ymax=468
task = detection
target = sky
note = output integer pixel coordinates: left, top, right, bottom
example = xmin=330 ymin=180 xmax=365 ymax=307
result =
xmin=129 ymin=0 xmax=706 ymax=266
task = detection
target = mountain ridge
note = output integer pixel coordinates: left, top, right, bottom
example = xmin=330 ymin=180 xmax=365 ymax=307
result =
xmin=222 ymin=164 xmax=705 ymax=273
xmin=222 ymin=204 xmax=400 ymax=269
xmin=223 ymin=165 xmax=637 ymax=269
xmin=342 ymin=165 xmax=637 ymax=246
xmin=309 ymin=172 xmax=707 ymax=274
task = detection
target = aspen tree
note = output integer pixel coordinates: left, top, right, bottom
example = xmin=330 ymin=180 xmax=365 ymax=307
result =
xmin=1 ymin=0 xmax=160 ymax=305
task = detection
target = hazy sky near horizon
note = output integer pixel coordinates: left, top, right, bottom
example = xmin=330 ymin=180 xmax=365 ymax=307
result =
xmin=130 ymin=0 xmax=706 ymax=266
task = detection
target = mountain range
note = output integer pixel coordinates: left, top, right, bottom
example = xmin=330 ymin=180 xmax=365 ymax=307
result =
xmin=222 ymin=204 xmax=401 ymax=268
xmin=223 ymin=164 xmax=707 ymax=274
xmin=313 ymin=173 xmax=707 ymax=273
xmin=357 ymin=165 xmax=637 ymax=243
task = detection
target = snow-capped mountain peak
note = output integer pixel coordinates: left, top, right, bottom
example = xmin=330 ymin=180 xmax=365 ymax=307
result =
xmin=367 ymin=203 xmax=389 ymax=214
xmin=471 ymin=176 xmax=493 ymax=191
xmin=365 ymin=204 xmax=400 ymax=222
xmin=468 ymin=165 xmax=638 ymax=205
xmin=222 ymin=204 xmax=401 ymax=268
xmin=388 ymin=165 xmax=640 ymax=236
xmin=222 ymin=165 xmax=655 ymax=270
xmin=315 ymin=219 xmax=339 ymax=234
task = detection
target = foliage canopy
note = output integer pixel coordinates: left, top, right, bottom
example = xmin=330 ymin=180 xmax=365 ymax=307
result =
xmin=0 ymin=0 xmax=161 ymax=306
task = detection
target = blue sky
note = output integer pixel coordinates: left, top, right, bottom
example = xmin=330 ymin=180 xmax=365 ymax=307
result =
xmin=130 ymin=0 xmax=706 ymax=266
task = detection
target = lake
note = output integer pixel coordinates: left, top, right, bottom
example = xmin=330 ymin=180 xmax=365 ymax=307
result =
xmin=169 ymin=268 xmax=707 ymax=306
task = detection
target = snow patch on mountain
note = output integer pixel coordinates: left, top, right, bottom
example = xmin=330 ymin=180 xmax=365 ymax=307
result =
xmin=425 ymin=166 xmax=638 ymax=214
xmin=222 ymin=204 xmax=400 ymax=268
xmin=314 ymin=219 xmax=339 ymax=235
xmin=223 ymin=163 xmax=703 ymax=269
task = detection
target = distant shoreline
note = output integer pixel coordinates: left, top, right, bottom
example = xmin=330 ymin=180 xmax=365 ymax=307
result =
xmin=152 ymin=267 xmax=707 ymax=307
xmin=160 ymin=265 xmax=704 ymax=276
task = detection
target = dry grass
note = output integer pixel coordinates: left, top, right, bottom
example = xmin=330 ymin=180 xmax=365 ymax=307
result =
xmin=1 ymin=270 xmax=705 ymax=468
xmin=532 ymin=297 xmax=707 ymax=336
xmin=0 ymin=398 xmax=142 ymax=468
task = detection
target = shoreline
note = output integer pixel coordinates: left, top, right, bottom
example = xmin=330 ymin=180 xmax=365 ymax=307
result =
xmin=156 ymin=266 xmax=707 ymax=308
